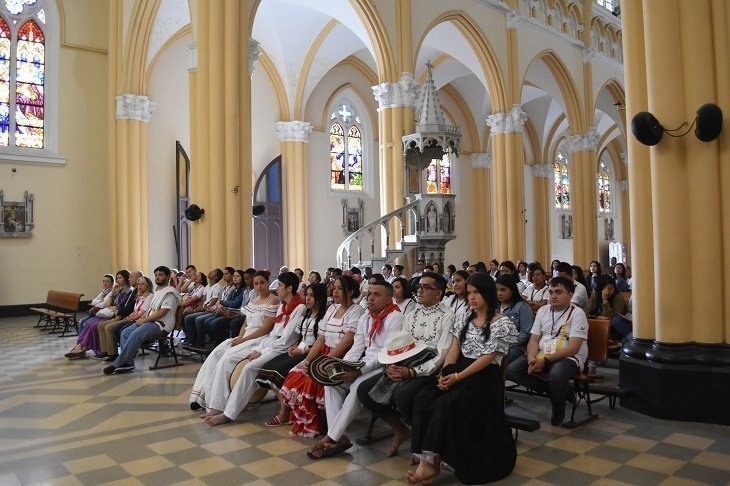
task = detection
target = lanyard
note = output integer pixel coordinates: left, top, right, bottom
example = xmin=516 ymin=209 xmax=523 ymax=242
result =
xmin=451 ymin=296 xmax=465 ymax=313
xmin=551 ymin=305 xmax=573 ymax=337
xmin=531 ymin=285 xmax=546 ymax=301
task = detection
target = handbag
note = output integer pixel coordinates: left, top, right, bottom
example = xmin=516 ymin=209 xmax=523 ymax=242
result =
xmin=88 ymin=306 xmax=101 ymax=316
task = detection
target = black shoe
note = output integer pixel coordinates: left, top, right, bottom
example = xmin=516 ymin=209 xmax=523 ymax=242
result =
xmin=93 ymin=352 xmax=108 ymax=360
xmin=551 ymin=406 xmax=566 ymax=426
xmin=115 ymin=363 xmax=135 ymax=374
xmin=105 ymin=354 xmax=118 ymax=362
xmin=103 ymin=365 xmax=116 ymax=375
xmin=65 ymin=350 xmax=87 ymax=359
xmin=190 ymin=402 xmax=202 ymax=411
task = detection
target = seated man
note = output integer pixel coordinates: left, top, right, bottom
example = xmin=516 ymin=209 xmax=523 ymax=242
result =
xmin=103 ymin=266 xmax=181 ymax=375
xmin=357 ymin=272 xmax=454 ymax=456
xmin=556 ymin=262 xmax=589 ymax=312
xmin=507 ymin=276 xmax=588 ymax=426
xmin=308 ymin=281 xmax=404 ymax=459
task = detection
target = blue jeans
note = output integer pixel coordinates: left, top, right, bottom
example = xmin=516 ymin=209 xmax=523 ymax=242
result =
xmin=114 ymin=322 xmax=163 ymax=367
xmin=183 ymin=311 xmax=210 ymax=345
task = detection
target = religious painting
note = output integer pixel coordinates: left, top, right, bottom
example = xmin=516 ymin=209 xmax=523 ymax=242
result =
xmin=0 ymin=190 xmax=34 ymax=237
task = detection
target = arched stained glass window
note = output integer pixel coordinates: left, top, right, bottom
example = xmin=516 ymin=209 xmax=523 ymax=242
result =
xmin=0 ymin=17 xmax=11 ymax=146
xmin=0 ymin=1 xmax=47 ymax=149
xmin=15 ymin=19 xmax=43 ymax=147
xmin=598 ymin=159 xmax=611 ymax=213
xmin=554 ymin=147 xmax=570 ymax=209
xmin=329 ymin=103 xmax=363 ymax=192
xmin=426 ymin=153 xmax=451 ymax=194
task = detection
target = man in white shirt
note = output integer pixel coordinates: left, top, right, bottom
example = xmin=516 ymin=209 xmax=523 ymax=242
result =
xmin=507 ymin=276 xmax=588 ymax=426
xmin=521 ymin=266 xmax=549 ymax=313
xmin=104 ymin=266 xmax=181 ymax=375
xmin=357 ymin=272 xmax=454 ymax=457
xmin=411 ymin=259 xmax=425 ymax=278
xmin=307 ymin=281 xmax=403 ymax=459
xmin=556 ymin=262 xmax=589 ymax=312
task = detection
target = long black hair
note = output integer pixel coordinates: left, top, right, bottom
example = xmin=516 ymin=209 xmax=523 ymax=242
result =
xmin=495 ymin=274 xmax=524 ymax=307
xmin=460 ymin=273 xmax=499 ymax=345
xmin=301 ymin=283 xmax=328 ymax=341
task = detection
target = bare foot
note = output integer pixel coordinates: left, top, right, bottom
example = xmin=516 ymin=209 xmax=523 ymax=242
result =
xmin=199 ymin=409 xmax=223 ymax=419
xmin=387 ymin=428 xmax=410 ymax=457
xmin=204 ymin=413 xmax=232 ymax=426
xmin=406 ymin=459 xmax=439 ymax=485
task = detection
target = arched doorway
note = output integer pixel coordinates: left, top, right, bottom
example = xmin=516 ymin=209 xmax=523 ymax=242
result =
xmin=253 ymin=156 xmax=283 ymax=272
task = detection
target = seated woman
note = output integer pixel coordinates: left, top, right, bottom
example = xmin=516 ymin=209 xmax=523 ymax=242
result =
xmin=202 ymin=272 xmax=306 ymax=426
xmin=443 ymin=270 xmax=469 ymax=317
xmin=587 ymin=275 xmax=627 ymax=321
xmin=495 ymin=275 xmax=534 ymax=362
xmin=98 ymin=276 xmax=153 ymax=362
xmin=176 ymin=272 xmax=207 ymax=328
xmin=201 ymin=269 xmax=247 ymax=347
xmin=613 ymin=263 xmax=630 ymax=292
xmin=65 ymin=270 xmax=131 ymax=359
xmin=257 ymin=282 xmax=328 ymax=426
xmin=409 ymin=273 xmax=518 ymax=485
xmin=189 ymin=270 xmax=279 ymax=410
xmin=279 ymin=275 xmax=364 ymax=437
xmin=392 ymin=276 xmax=416 ymax=315
xmin=78 ymin=274 xmax=114 ymax=331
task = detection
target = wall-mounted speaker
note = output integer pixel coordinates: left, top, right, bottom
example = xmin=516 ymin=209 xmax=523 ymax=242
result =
xmin=695 ymin=103 xmax=723 ymax=142
xmin=631 ymin=111 xmax=664 ymax=146
xmin=184 ymin=204 xmax=205 ymax=221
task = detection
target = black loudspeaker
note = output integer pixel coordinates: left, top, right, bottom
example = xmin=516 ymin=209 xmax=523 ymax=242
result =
xmin=184 ymin=204 xmax=205 ymax=221
xmin=695 ymin=103 xmax=723 ymax=142
xmin=253 ymin=205 xmax=265 ymax=216
xmin=631 ymin=111 xmax=664 ymax=146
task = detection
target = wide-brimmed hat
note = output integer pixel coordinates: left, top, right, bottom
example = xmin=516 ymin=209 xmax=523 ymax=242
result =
xmin=309 ymin=355 xmax=364 ymax=386
xmin=378 ymin=330 xmax=427 ymax=365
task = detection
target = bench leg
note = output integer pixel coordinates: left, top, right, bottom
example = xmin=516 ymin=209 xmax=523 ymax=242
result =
xmin=563 ymin=381 xmax=599 ymax=428
xmin=355 ymin=415 xmax=394 ymax=446
xmin=149 ymin=336 xmax=184 ymax=370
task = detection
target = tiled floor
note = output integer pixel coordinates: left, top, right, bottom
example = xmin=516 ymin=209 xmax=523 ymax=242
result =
xmin=1 ymin=315 xmax=729 ymax=485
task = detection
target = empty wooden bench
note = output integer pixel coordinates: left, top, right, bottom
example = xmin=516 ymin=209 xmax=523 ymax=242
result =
xmin=30 ymin=290 xmax=84 ymax=337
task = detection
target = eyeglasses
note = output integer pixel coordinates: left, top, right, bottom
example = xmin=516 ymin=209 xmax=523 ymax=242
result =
xmin=417 ymin=284 xmax=438 ymax=292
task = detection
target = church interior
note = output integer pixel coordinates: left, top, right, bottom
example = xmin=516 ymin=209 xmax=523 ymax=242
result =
xmin=1 ymin=0 xmax=730 ymax=484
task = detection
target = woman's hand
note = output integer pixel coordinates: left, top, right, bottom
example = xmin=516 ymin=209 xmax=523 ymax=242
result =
xmin=288 ymin=345 xmax=300 ymax=356
xmin=437 ymin=372 xmax=459 ymax=390
xmin=231 ymin=336 xmax=244 ymax=346
xmin=247 ymin=351 xmax=262 ymax=361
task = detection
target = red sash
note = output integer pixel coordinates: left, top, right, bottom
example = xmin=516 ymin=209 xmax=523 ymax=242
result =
xmin=368 ymin=302 xmax=400 ymax=345
xmin=275 ymin=293 xmax=303 ymax=327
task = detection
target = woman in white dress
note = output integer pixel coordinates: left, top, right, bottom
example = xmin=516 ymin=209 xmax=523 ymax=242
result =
xmin=189 ymin=270 xmax=279 ymax=410
xmin=442 ymin=270 xmax=469 ymax=318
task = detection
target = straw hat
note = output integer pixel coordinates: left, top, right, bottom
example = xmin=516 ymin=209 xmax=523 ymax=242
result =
xmin=309 ymin=355 xmax=364 ymax=386
xmin=378 ymin=330 xmax=427 ymax=365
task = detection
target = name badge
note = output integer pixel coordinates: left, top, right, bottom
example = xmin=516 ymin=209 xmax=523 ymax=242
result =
xmin=544 ymin=338 xmax=557 ymax=355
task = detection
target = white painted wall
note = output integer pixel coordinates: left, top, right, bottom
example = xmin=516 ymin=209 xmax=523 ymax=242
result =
xmin=251 ymin=66 xmax=284 ymax=181
xmin=147 ymin=32 xmax=192 ymax=270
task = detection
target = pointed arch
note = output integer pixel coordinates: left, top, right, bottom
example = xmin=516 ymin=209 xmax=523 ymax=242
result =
xmin=349 ymin=0 xmax=396 ymax=82
xmin=258 ymin=48 xmax=290 ymax=121
xmin=124 ymin=0 xmax=162 ymax=93
xmin=415 ymin=11 xmax=508 ymax=112
xmin=524 ymin=50 xmax=585 ymax=134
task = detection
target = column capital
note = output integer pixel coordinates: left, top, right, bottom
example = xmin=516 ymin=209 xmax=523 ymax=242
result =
xmin=186 ymin=42 xmax=197 ymax=72
xmin=115 ymin=94 xmax=156 ymax=122
xmin=249 ymin=38 xmax=261 ymax=77
xmin=470 ymin=152 xmax=492 ymax=169
xmin=486 ymin=105 xmax=527 ymax=134
xmin=506 ymin=9 xmax=520 ymax=29
xmin=372 ymin=72 xmax=421 ymax=111
xmin=565 ymin=128 xmax=599 ymax=153
xmin=276 ymin=121 xmax=313 ymax=142
xmin=532 ymin=163 xmax=551 ymax=178
xmin=582 ymin=45 xmax=597 ymax=63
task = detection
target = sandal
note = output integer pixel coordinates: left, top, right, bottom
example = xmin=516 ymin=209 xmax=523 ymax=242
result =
xmin=307 ymin=440 xmax=352 ymax=460
xmin=265 ymin=416 xmax=292 ymax=427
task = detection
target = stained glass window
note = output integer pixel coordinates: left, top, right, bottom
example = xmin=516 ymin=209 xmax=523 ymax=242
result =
xmin=0 ymin=3 xmax=47 ymax=150
xmin=0 ymin=17 xmax=10 ymax=146
xmin=426 ymin=153 xmax=451 ymax=194
xmin=15 ymin=19 xmax=44 ymax=148
xmin=329 ymin=103 xmax=363 ymax=192
xmin=554 ymin=148 xmax=570 ymax=209
xmin=598 ymin=159 xmax=611 ymax=213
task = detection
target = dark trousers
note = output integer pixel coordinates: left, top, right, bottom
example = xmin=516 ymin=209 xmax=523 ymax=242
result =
xmin=183 ymin=311 xmax=210 ymax=346
xmin=229 ymin=316 xmax=246 ymax=338
xmin=113 ymin=322 xmax=134 ymax=353
xmin=507 ymin=354 xmax=578 ymax=411
xmin=611 ymin=315 xmax=632 ymax=341
xmin=357 ymin=373 xmax=434 ymax=426
xmin=205 ymin=316 xmax=232 ymax=346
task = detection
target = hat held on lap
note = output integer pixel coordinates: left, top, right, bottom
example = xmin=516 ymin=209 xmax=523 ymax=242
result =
xmin=378 ymin=330 xmax=427 ymax=365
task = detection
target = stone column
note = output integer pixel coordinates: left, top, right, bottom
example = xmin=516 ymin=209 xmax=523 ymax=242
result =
xmin=111 ymin=94 xmax=155 ymax=271
xmin=469 ymin=153 xmax=492 ymax=260
xmin=189 ymin=0 xmax=255 ymax=270
xmin=564 ymin=129 xmax=599 ymax=267
xmin=487 ymin=106 xmax=527 ymax=261
xmin=621 ymin=0 xmax=730 ymax=425
xmin=618 ymin=178 xmax=631 ymax=264
xmin=276 ymin=121 xmax=313 ymax=271
xmin=531 ymin=163 xmax=551 ymax=266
